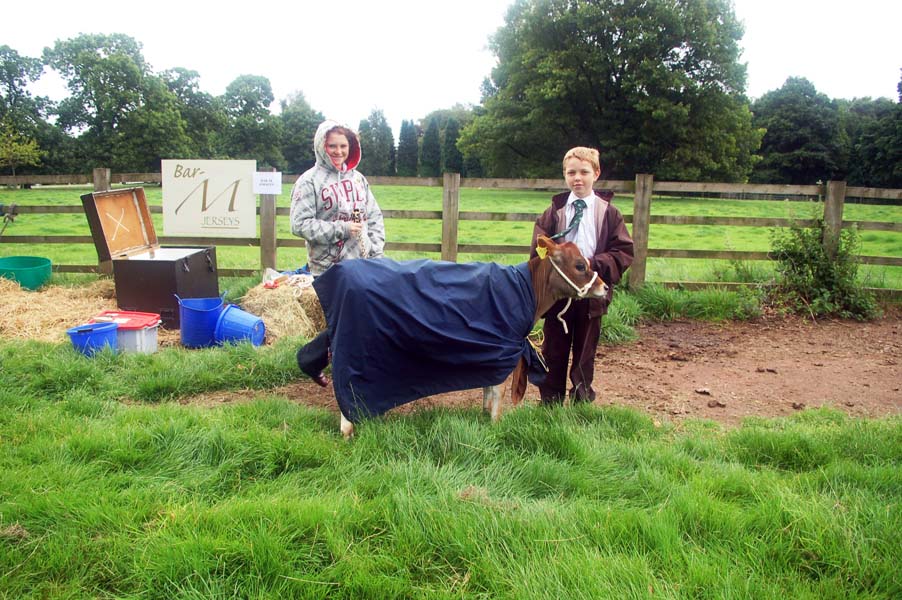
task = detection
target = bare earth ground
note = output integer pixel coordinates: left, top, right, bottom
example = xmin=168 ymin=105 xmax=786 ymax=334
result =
xmin=199 ymin=312 xmax=901 ymax=428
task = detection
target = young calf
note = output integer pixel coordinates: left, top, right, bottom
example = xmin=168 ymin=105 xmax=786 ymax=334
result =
xmin=300 ymin=235 xmax=607 ymax=438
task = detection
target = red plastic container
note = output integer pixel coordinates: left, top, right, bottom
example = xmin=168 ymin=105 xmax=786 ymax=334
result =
xmin=90 ymin=310 xmax=162 ymax=354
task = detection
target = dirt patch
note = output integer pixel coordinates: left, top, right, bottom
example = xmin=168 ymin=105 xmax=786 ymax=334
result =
xmin=197 ymin=312 xmax=902 ymax=428
xmin=598 ymin=314 xmax=900 ymax=426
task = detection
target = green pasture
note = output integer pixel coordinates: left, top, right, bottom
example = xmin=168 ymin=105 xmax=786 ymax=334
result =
xmin=0 ymin=184 xmax=900 ymax=288
xmin=1 ymin=336 xmax=899 ymax=598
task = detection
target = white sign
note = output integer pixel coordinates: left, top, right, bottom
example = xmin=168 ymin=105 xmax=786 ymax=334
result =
xmin=162 ymin=159 xmax=257 ymax=237
xmin=253 ymin=171 xmax=283 ymax=194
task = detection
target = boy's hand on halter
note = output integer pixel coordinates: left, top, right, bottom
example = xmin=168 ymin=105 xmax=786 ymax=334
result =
xmin=348 ymin=222 xmax=363 ymax=236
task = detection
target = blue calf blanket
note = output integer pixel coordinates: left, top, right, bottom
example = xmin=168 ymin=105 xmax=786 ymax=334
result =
xmin=313 ymin=258 xmax=539 ymax=422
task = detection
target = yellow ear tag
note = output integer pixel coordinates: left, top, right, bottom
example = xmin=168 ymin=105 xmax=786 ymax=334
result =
xmin=536 ymin=246 xmax=548 ymax=260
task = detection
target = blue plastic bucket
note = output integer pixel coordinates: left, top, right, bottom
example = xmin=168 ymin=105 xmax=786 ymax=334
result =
xmin=176 ymin=294 xmax=224 ymax=348
xmin=215 ymin=304 xmax=266 ymax=346
xmin=67 ymin=322 xmax=118 ymax=356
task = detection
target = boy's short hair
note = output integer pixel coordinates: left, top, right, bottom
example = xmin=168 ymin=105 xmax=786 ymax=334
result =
xmin=562 ymin=147 xmax=601 ymax=173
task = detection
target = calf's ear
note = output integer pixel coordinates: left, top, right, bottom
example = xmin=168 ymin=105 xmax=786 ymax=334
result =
xmin=536 ymin=235 xmax=556 ymax=259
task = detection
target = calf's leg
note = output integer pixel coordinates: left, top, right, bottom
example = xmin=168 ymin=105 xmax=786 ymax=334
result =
xmin=340 ymin=412 xmax=355 ymax=439
xmin=483 ymin=385 xmax=502 ymax=422
xmin=510 ymin=358 xmax=528 ymax=406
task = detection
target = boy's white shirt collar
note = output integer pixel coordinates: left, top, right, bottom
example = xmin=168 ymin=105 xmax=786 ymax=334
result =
xmin=567 ymin=190 xmax=596 ymax=204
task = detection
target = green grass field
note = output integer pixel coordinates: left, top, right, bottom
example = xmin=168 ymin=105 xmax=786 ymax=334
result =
xmin=1 ymin=338 xmax=899 ymax=598
xmin=1 ymin=184 xmax=900 ymax=288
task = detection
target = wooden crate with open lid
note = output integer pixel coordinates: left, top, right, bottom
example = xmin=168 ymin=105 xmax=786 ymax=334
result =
xmin=81 ymin=187 xmax=219 ymax=328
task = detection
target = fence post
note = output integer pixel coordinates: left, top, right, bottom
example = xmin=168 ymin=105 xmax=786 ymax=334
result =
xmin=259 ymin=169 xmax=278 ymax=271
xmin=92 ymin=167 xmax=111 ymax=192
xmin=90 ymin=167 xmax=114 ymax=275
xmin=629 ymin=173 xmax=653 ymax=288
xmin=823 ymin=180 xmax=846 ymax=258
xmin=441 ymin=172 xmax=460 ymax=262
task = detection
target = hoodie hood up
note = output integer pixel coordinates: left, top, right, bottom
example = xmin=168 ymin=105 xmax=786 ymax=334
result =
xmin=313 ymin=120 xmax=362 ymax=172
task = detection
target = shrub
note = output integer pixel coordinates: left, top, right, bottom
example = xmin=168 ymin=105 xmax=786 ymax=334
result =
xmin=769 ymin=217 xmax=880 ymax=320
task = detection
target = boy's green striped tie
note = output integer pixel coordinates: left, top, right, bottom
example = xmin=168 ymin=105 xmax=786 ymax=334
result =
xmin=550 ymin=198 xmax=586 ymax=240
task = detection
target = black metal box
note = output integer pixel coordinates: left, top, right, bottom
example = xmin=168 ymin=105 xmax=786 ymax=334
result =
xmin=80 ymin=187 xmax=219 ymax=328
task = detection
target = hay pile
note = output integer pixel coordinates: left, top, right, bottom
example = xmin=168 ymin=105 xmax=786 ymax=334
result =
xmin=242 ymin=282 xmax=326 ymax=341
xmin=0 ymin=275 xmax=326 ymax=346
xmin=0 ymin=278 xmax=118 ymax=343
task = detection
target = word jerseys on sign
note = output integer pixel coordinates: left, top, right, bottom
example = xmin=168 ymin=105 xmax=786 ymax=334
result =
xmin=162 ymin=160 xmax=257 ymax=238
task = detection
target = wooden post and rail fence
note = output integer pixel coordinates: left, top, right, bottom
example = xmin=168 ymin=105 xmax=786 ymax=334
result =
xmin=1 ymin=168 xmax=901 ymax=296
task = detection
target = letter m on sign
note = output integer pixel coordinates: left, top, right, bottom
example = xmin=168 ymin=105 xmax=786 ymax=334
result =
xmin=174 ymin=179 xmax=242 ymax=214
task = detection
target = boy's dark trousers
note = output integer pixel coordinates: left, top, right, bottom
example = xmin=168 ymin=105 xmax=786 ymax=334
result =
xmin=538 ymin=298 xmax=601 ymax=404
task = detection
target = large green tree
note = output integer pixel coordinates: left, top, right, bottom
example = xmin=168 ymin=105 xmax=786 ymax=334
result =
xmin=419 ymin=118 xmax=441 ymax=177
xmin=0 ymin=116 xmax=42 ymax=175
xmin=43 ymin=33 xmax=192 ymax=171
xmin=750 ymin=77 xmax=848 ymax=184
xmin=841 ymin=73 xmax=902 ymax=188
xmin=396 ymin=119 xmax=419 ymax=176
xmin=357 ymin=109 xmax=395 ymax=176
xmin=31 ymin=123 xmax=84 ymax=174
xmin=221 ymin=75 xmax=284 ymax=168
xmin=110 ymin=75 xmax=193 ymax=172
xmin=279 ymin=91 xmax=323 ymax=174
xmin=161 ymin=67 xmax=228 ymax=158
xmin=420 ymin=105 xmax=482 ymax=175
xmin=0 ymin=46 xmax=50 ymax=176
xmin=0 ymin=45 xmax=48 ymax=136
xmin=43 ymin=33 xmax=146 ymax=164
xmin=442 ymin=117 xmax=463 ymax=174
xmin=459 ymin=0 xmax=760 ymax=180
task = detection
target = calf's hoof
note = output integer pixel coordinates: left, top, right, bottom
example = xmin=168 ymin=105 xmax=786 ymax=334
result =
xmin=340 ymin=413 xmax=355 ymax=439
xmin=311 ymin=373 xmax=330 ymax=388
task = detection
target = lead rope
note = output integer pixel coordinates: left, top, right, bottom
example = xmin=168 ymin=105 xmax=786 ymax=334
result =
xmin=353 ymin=208 xmax=367 ymax=257
xmin=548 ymin=256 xmax=599 ymax=335
xmin=0 ymin=204 xmax=16 ymax=238
xmin=556 ymin=299 xmax=573 ymax=334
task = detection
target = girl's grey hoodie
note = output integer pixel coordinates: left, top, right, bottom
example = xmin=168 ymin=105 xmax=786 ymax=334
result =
xmin=289 ymin=120 xmax=385 ymax=275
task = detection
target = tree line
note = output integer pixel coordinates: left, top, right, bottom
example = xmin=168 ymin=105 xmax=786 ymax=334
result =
xmin=2 ymin=0 xmax=900 ymax=187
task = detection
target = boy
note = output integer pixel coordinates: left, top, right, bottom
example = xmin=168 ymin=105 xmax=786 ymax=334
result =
xmin=530 ymin=147 xmax=634 ymax=403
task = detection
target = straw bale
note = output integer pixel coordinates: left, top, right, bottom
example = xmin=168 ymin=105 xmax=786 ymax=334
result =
xmin=0 ymin=275 xmax=325 ymax=346
xmin=241 ymin=283 xmax=326 ymax=341
xmin=0 ymin=278 xmax=118 ymax=343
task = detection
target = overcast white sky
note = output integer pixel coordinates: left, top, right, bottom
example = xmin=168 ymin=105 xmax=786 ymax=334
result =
xmin=5 ymin=0 xmax=901 ymax=140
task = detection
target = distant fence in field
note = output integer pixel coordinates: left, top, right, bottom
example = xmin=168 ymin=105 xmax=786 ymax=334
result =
xmin=2 ymin=168 xmax=901 ymax=297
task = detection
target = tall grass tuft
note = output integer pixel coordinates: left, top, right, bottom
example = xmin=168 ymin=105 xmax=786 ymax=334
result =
xmin=601 ymin=292 xmax=642 ymax=343
xmin=630 ymin=283 xmax=762 ymax=322
xmin=632 ymin=284 xmax=688 ymax=321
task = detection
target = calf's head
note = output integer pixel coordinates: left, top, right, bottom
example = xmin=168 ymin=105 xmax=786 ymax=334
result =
xmin=535 ymin=235 xmax=608 ymax=301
